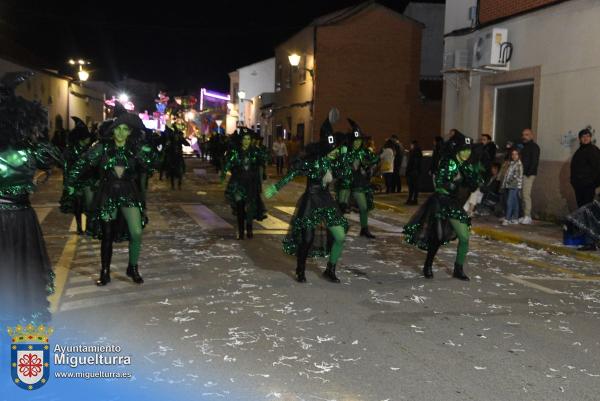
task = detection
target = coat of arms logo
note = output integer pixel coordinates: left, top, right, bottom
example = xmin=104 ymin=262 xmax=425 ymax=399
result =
xmin=7 ymin=324 xmax=53 ymax=390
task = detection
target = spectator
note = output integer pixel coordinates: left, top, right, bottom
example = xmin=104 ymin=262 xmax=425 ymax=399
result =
xmin=287 ymin=135 xmax=301 ymax=169
xmin=272 ymin=136 xmax=288 ymax=176
xmin=474 ymin=162 xmax=502 ymax=216
xmin=429 ymin=136 xmax=444 ymax=177
xmin=479 ymin=134 xmax=497 ymax=177
xmin=519 ymin=128 xmax=540 ymax=224
xmin=380 ymin=140 xmax=395 ymax=194
xmin=501 ymin=149 xmax=523 ymax=225
xmin=405 ymin=140 xmax=422 ymax=205
xmin=390 ymin=135 xmax=404 ymax=193
xmin=570 ymin=128 xmax=600 ymax=251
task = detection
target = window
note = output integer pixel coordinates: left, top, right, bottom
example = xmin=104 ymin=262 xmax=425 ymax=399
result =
xmin=232 ymin=83 xmax=239 ymax=102
xmin=493 ymin=81 xmax=534 ymax=148
xmin=296 ymin=123 xmax=305 ymax=143
xmin=276 ymin=64 xmax=282 ymax=92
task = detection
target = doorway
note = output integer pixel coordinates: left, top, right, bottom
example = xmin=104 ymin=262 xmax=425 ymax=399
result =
xmin=492 ymin=81 xmax=534 ymax=147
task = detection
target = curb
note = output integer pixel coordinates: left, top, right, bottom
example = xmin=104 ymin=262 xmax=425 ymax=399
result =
xmin=472 ymin=226 xmax=600 ymax=263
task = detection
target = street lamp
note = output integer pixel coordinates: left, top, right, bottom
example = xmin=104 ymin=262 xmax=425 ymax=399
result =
xmin=68 ymin=58 xmax=91 ymax=82
xmin=118 ymin=93 xmax=129 ymax=103
xmin=237 ymin=90 xmax=253 ymax=104
xmin=288 ymin=53 xmax=314 ymax=77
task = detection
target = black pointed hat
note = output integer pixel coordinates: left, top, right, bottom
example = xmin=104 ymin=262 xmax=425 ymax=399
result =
xmin=69 ymin=116 xmax=93 ymax=142
xmin=347 ymin=118 xmax=365 ymax=141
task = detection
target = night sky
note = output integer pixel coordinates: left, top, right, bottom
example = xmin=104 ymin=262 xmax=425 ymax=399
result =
xmin=0 ymin=0 xmax=443 ymax=93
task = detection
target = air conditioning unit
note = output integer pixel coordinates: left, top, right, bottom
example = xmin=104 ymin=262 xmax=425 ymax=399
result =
xmin=473 ymin=28 xmax=512 ymax=70
xmin=443 ymin=49 xmax=471 ymax=71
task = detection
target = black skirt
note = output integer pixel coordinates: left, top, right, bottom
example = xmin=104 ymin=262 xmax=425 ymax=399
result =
xmin=283 ymin=183 xmax=348 ymax=257
xmin=88 ymin=178 xmax=146 ymax=242
xmin=403 ymin=193 xmax=470 ymax=250
xmin=225 ymin=169 xmax=267 ymax=221
xmin=0 ymin=204 xmax=53 ymax=323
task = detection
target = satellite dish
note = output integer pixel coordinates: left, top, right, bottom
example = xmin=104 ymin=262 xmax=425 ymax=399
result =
xmin=328 ymin=108 xmax=340 ymax=125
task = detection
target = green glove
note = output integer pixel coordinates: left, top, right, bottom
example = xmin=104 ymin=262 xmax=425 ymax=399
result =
xmin=264 ymin=185 xmax=278 ymax=199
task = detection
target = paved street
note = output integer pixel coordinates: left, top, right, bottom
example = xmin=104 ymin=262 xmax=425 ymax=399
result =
xmin=26 ymin=159 xmax=600 ymax=401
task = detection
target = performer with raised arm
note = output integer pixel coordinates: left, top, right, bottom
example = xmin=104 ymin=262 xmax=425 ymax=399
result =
xmin=264 ymin=119 xmax=348 ymax=283
xmin=404 ymin=133 xmax=484 ymax=281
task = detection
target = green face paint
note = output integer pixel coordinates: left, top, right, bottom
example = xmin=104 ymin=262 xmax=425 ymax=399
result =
xmin=113 ymin=124 xmax=131 ymax=147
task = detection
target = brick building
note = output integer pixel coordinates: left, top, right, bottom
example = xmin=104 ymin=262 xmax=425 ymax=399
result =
xmin=271 ymin=1 xmax=441 ymax=149
xmin=443 ymin=0 xmax=599 ymax=219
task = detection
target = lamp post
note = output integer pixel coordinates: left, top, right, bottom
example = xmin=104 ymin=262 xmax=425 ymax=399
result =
xmin=67 ymin=58 xmax=91 ymax=130
xmin=288 ymin=53 xmax=314 ymax=78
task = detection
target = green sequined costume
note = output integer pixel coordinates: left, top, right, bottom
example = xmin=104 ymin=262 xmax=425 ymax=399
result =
xmin=275 ymin=155 xmax=349 ymax=257
xmin=222 ymin=146 xmax=267 ymax=222
xmin=335 ymin=147 xmax=379 ymax=211
xmin=0 ymin=142 xmax=61 ymax=322
xmin=404 ymin=157 xmax=483 ymax=250
xmin=65 ymin=141 xmax=156 ymax=242
xmin=59 ymin=140 xmax=95 ymax=215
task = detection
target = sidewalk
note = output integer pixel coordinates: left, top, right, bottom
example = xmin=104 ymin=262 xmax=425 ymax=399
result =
xmin=371 ymin=191 xmax=600 ymax=263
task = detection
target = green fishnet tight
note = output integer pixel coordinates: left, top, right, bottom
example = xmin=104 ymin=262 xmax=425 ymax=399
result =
xmin=109 ymin=207 xmax=143 ymax=265
xmin=449 ymin=218 xmax=470 ymax=265
xmin=353 ymin=191 xmax=369 ymax=228
xmin=328 ymin=225 xmax=345 ymax=265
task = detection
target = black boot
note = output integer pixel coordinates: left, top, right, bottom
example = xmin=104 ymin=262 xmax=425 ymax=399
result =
xmin=359 ymin=227 xmax=376 ymax=239
xmin=323 ymin=262 xmax=341 ymax=283
xmin=246 ymin=222 xmax=253 ymax=239
xmin=236 ymin=202 xmax=245 ymax=240
xmin=453 ymin=263 xmax=470 ymax=281
xmin=423 ymin=261 xmax=433 ymax=279
xmin=97 ymin=222 xmax=113 ymax=286
xmin=126 ymin=263 xmax=144 ymax=284
xmin=296 ymin=262 xmax=307 ymax=283
xmin=423 ymin=240 xmax=439 ymax=279
xmin=339 ymin=203 xmax=348 ymax=214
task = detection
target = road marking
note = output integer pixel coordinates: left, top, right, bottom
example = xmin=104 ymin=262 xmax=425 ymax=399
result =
xmin=65 ymin=274 xmax=194 ymax=297
xmin=504 ymin=274 xmax=562 ymax=295
xmin=48 ymin=234 xmax=78 ymax=313
xmin=276 ymin=206 xmax=403 ymax=234
xmin=59 ymin=285 xmax=187 ymax=312
xmin=33 ymin=207 xmax=53 ymax=224
xmin=345 ymin=212 xmax=404 ymax=233
xmin=68 ymin=215 xmax=86 ymax=233
xmin=181 ymin=204 xmax=232 ymax=229
xmin=256 ymin=214 xmax=289 ymax=230
xmin=253 ymin=229 xmax=289 ymax=235
xmin=373 ymin=200 xmax=409 ymax=214
xmin=511 ymin=274 xmax=600 ymax=282
xmin=275 ymin=206 xmax=296 ymax=215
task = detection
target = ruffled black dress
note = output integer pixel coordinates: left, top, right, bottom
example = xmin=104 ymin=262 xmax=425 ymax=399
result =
xmin=275 ymin=155 xmax=348 ymax=257
xmin=404 ymin=157 xmax=483 ymax=249
xmin=0 ymin=143 xmax=61 ymax=322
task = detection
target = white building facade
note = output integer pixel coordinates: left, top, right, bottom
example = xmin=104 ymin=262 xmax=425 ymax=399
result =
xmin=442 ymin=0 xmax=600 ymax=219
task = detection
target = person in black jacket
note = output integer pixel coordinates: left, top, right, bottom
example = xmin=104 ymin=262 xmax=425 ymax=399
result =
xmin=480 ymin=134 xmax=497 ymax=177
xmin=570 ymin=128 xmax=600 ymax=250
xmin=519 ymin=129 xmax=540 ymax=224
xmin=390 ymin=135 xmax=404 ymax=193
xmin=429 ymin=136 xmax=443 ymax=177
xmin=405 ymin=140 xmax=423 ymax=205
